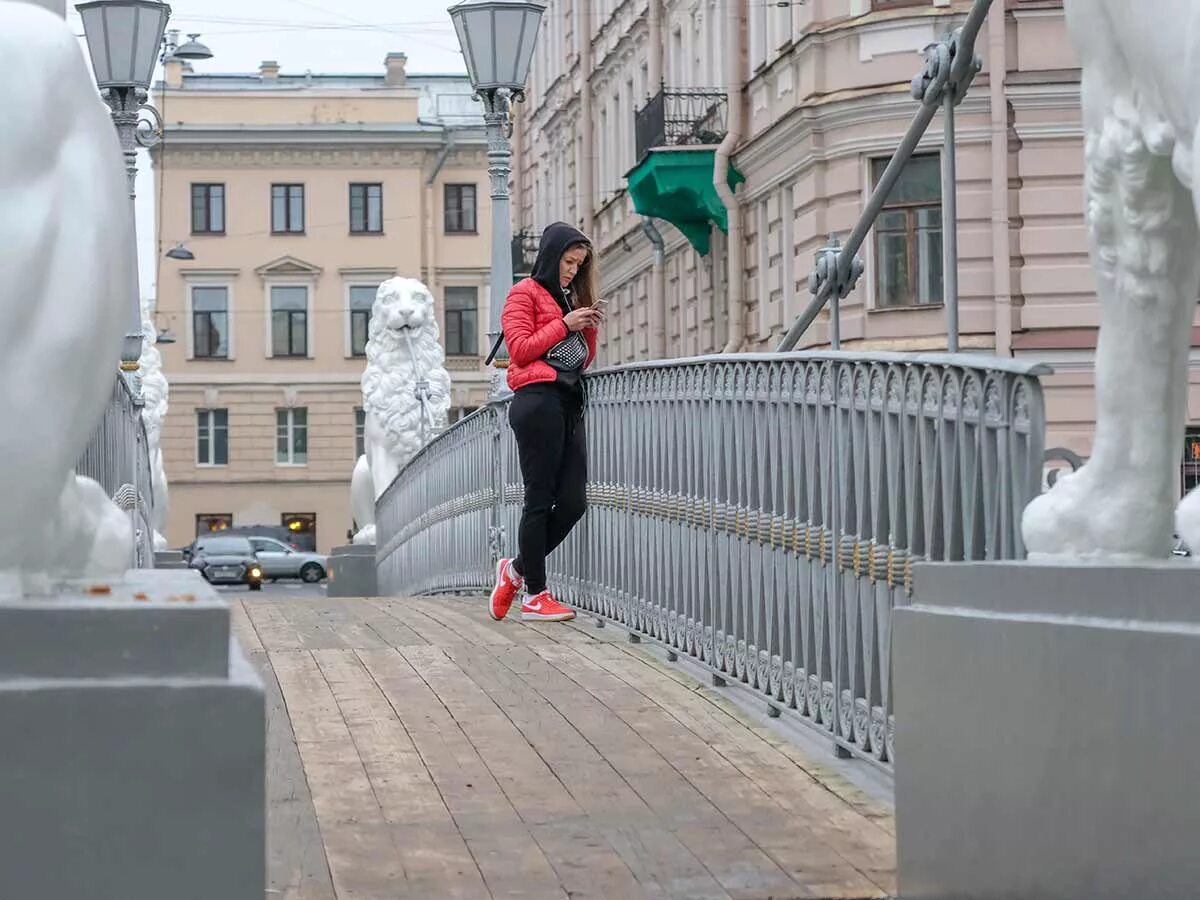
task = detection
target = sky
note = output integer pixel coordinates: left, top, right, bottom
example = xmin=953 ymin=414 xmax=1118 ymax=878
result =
xmin=65 ymin=0 xmax=470 ymax=306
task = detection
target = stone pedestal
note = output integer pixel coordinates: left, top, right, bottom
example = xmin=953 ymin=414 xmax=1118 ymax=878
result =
xmin=327 ymin=543 xmax=378 ymax=597
xmin=0 ymin=570 xmax=264 ymax=900
xmin=894 ymin=561 xmax=1200 ymax=900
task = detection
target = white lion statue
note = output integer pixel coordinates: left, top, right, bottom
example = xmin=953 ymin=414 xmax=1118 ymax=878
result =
xmin=1023 ymin=0 xmax=1200 ymax=559
xmin=139 ymin=301 xmax=170 ymax=552
xmin=350 ymin=277 xmax=452 ymax=545
xmin=0 ymin=1 xmax=134 ymax=593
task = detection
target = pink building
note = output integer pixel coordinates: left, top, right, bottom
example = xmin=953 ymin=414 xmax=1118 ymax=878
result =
xmin=514 ymin=0 xmax=1200 ymax=495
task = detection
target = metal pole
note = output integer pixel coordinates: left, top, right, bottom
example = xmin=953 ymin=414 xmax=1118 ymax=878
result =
xmin=830 ymin=295 xmax=841 ymax=351
xmin=104 ymin=87 xmax=150 ymax=373
xmin=483 ymin=88 xmax=515 ymax=403
xmin=942 ymin=93 xmax=959 ymax=353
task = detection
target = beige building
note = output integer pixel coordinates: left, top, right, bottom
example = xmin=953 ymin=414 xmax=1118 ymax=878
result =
xmin=515 ymin=0 xmax=1200 ymax=494
xmin=153 ymin=54 xmax=492 ymax=553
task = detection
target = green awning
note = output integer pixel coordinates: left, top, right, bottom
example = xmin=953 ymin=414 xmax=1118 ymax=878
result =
xmin=625 ymin=147 xmax=745 ymax=256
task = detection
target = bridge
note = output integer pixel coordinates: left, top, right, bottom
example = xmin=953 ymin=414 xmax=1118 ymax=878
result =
xmin=238 ymin=594 xmax=896 ymax=899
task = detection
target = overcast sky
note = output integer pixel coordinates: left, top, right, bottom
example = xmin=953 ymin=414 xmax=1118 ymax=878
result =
xmin=66 ymin=1 xmax=469 ymax=303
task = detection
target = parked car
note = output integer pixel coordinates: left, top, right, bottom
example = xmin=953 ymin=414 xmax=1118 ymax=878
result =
xmin=182 ymin=525 xmax=314 ymax=562
xmin=188 ymin=536 xmax=264 ymax=590
xmin=247 ymin=536 xmax=328 ymax=583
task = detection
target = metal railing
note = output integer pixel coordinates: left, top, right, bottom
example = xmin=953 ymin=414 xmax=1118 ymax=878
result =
xmin=377 ymin=352 xmax=1047 ymax=766
xmin=76 ymin=373 xmax=156 ymax=568
xmin=777 ymin=0 xmax=991 ymax=353
xmin=634 ymin=87 xmax=729 ymax=163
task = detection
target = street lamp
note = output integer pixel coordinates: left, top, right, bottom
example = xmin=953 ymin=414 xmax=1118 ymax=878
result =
xmin=76 ymin=0 xmax=172 ymax=373
xmin=448 ymin=0 xmax=545 ymax=401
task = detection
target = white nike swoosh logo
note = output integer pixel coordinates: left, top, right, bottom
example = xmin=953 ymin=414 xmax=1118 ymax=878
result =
xmin=526 ymin=601 xmax=543 ymax=612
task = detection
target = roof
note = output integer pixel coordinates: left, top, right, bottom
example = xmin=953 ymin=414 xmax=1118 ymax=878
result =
xmin=157 ymin=71 xmax=484 ymax=125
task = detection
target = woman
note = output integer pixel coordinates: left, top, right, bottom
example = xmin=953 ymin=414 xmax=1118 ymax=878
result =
xmin=489 ymin=222 xmax=603 ymax=623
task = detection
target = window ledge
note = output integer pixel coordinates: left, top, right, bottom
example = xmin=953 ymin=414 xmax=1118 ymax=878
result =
xmin=868 ymin=302 xmax=945 ymax=313
xmin=274 ymin=462 xmax=309 ymax=468
xmin=349 ymin=231 xmax=386 ymax=237
xmin=195 ymin=463 xmax=229 ymax=469
xmin=189 ymin=356 xmax=235 ymax=362
xmin=444 ymin=231 xmax=480 ymax=236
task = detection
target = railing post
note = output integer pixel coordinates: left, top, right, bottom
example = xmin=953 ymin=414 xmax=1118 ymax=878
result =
xmin=942 ymin=88 xmax=959 ymax=352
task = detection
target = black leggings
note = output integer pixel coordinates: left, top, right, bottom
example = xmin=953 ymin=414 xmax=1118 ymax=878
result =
xmin=509 ymin=383 xmax=588 ymax=594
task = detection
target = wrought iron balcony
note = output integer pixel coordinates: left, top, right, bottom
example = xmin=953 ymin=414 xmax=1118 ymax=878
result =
xmin=634 ymin=87 xmax=728 ymax=163
xmin=511 ymin=229 xmax=539 ymax=280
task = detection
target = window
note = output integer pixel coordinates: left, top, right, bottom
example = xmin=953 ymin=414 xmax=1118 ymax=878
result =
xmin=444 ymin=184 xmax=478 ymax=234
xmin=1184 ymin=428 xmax=1200 ymax=496
xmin=191 ymin=183 xmax=225 ymax=234
xmin=196 ymin=409 xmax=229 ymax=465
xmin=195 ymin=514 xmax=232 ymax=536
xmin=873 ymin=0 xmax=926 ymax=8
xmin=282 ymin=513 xmax=317 ymax=551
xmin=349 ymin=285 xmax=377 ymax=356
xmin=191 ymin=286 xmax=229 ymax=358
xmin=271 ymin=286 xmax=308 ymax=357
xmin=271 ymin=184 xmax=305 ymax=234
xmin=355 ymin=407 xmax=366 ymax=458
xmin=350 ymin=183 xmax=383 ymax=234
xmin=444 ymin=286 xmax=478 ymax=356
xmin=873 ymin=155 xmax=943 ymax=309
xmin=448 ymin=406 xmax=479 ymax=424
xmin=276 ymin=408 xmax=308 ymax=465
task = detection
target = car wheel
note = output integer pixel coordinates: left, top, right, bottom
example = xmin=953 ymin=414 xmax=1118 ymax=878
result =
xmin=249 ymin=582 xmax=263 ymax=592
xmin=300 ymin=563 xmax=325 ymax=583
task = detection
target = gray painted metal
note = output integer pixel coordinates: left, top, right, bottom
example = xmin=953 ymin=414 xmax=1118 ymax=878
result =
xmin=378 ymin=351 xmax=1047 ymax=766
xmin=76 ymin=372 xmax=156 ymax=568
xmin=326 ymin=544 xmax=379 ymax=597
xmin=895 ymin=561 xmax=1200 ymax=899
xmin=777 ymin=0 xmax=990 ymax=353
xmin=0 ymin=570 xmax=265 ymax=900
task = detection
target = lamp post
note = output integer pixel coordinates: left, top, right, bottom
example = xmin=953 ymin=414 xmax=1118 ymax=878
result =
xmin=448 ymin=0 xmax=546 ymax=401
xmin=76 ymin=0 xmax=172 ymax=374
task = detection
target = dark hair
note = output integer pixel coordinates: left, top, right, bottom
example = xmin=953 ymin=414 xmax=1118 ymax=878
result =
xmin=566 ymin=241 xmax=597 ymax=309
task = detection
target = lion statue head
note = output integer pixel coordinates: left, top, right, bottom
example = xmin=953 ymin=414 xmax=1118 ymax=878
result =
xmin=360 ymin=277 xmax=452 ymax=465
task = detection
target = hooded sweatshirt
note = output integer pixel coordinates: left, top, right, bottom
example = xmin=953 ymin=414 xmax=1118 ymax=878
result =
xmin=530 ymin=221 xmax=592 ymax=314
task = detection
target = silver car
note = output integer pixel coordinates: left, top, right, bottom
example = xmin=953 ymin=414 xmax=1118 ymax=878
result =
xmin=248 ymin=536 xmax=328 ymax=583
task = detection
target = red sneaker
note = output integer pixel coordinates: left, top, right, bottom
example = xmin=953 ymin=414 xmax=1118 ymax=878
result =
xmin=521 ymin=591 xmax=576 ymax=623
xmin=489 ymin=558 xmax=523 ymax=621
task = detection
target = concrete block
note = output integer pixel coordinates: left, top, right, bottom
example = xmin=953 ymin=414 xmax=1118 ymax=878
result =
xmin=327 ymin=543 xmax=378 ymax=597
xmin=895 ymin=561 xmax=1200 ymax=900
xmin=0 ymin=570 xmax=264 ymax=900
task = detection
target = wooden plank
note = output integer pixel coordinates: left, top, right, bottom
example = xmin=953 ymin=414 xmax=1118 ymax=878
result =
xmin=278 ymin=599 xmax=352 ymax=650
xmin=404 ymin=596 xmax=517 ymax=647
xmin=312 ymin=649 xmax=490 ymax=899
xmin=369 ymin=599 xmax=476 ymax=648
xmin=244 ymin=599 xmax=306 ymax=651
xmin=484 ymin=645 xmax=799 ymax=899
xmin=357 ymin=647 xmax=569 ymax=900
xmin=392 ymin=643 xmax=658 ymax=899
xmin=442 ymin=644 xmax=732 ymax=900
xmin=270 ymin=649 xmax=406 ymax=897
xmin=250 ymin=650 xmax=334 ymax=900
xmin=351 ymin=599 xmax=429 ymax=649
xmin=534 ymin=642 xmax=893 ymax=898
xmin=311 ymin=599 xmax=393 ymax=650
xmin=229 ymin=599 xmax=265 ymax=655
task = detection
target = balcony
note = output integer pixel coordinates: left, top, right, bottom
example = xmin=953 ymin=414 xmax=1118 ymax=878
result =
xmin=626 ymin=87 xmax=744 ymax=256
xmin=511 ymin=230 xmax=540 ymax=281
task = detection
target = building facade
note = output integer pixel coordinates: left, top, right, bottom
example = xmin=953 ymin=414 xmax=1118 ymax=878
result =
xmin=515 ymin=0 xmax=1200 ymax=491
xmin=154 ymin=54 xmax=491 ymax=553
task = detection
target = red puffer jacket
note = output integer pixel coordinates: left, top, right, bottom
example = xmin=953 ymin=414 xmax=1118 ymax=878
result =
xmin=501 ymin=277 xmax=597 ymax=391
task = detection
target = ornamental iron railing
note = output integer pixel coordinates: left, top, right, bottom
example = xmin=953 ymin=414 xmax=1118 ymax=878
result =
xmin=634 ymin=87 xmax=729 ymax=163
xmin=377 ymin=352 xmax=1047 ymax=766
xmin=76 ymin=373 xmax=156 ymax=568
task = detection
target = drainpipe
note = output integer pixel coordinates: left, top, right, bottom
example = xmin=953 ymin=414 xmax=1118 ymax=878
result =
xmin=648 ymin=0 xmax=663 ymax=90
xmin=642 ymin=218 xmax=668 ymax=357
xmin=578 ymin=0 xmax=595 ymax=230
xmin=424 ymin=128 xmax=456 ymax=298
xmin=717 ymin=0 xmax=746 ymax=353
xmin=989 ymin=7 xmax=1012 ymax=356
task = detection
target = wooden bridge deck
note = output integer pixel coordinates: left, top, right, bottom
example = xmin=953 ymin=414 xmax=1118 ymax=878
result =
xmin=232 ymin=595 xmax=896 ymax=900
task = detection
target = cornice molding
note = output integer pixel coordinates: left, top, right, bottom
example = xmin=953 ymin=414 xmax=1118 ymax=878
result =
xmin=158 ymin=145 xmax=486 ymax=170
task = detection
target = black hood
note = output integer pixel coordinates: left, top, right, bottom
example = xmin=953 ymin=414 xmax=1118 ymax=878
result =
xmin=531 ymin=222 xmax=591 ymax=310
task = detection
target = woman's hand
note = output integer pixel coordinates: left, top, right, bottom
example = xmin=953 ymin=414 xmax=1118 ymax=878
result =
xmin=564 ymin=307 xmax=602 ymax=332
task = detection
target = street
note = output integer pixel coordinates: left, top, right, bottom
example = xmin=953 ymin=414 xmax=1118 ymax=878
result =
xmin=215 ymin=579 xmax=328 ymax=601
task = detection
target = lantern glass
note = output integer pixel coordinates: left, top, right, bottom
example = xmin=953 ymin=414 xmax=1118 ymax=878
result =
xmin=449 ymin=0 xmax=545 ymax=92
xmin=76 ymin=0 xmax=171 ymax=90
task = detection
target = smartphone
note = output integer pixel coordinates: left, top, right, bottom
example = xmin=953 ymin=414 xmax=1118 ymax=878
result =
xmin=594 ymin=298 xmax=609 ymax=312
